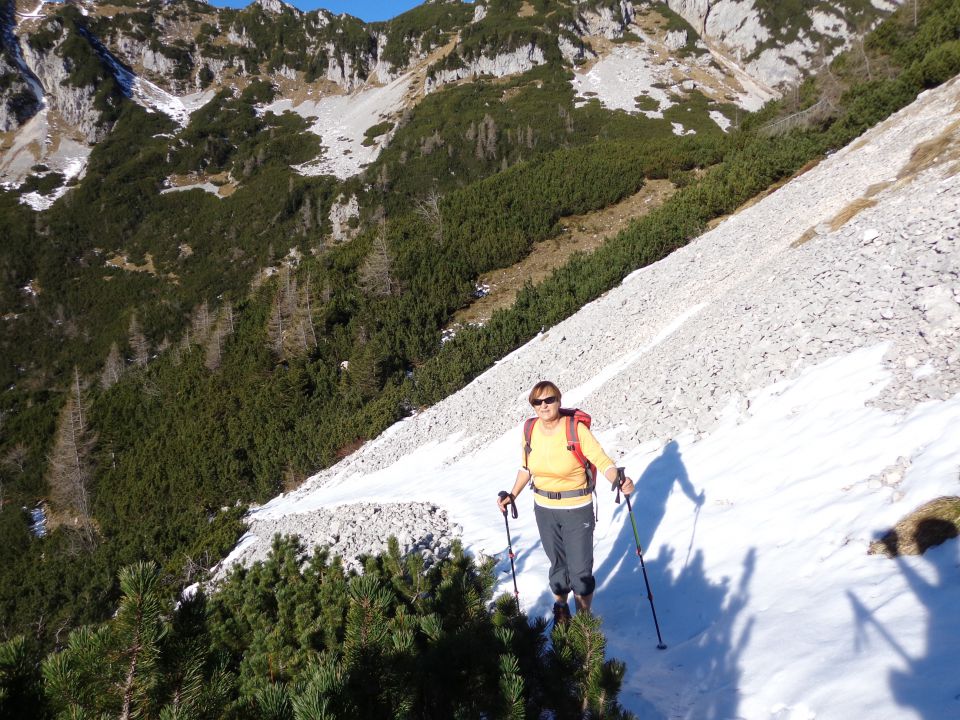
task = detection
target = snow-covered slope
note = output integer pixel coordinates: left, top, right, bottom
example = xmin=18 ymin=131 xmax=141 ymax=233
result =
xmin=219 ymin=76 xmax=960 ymax=718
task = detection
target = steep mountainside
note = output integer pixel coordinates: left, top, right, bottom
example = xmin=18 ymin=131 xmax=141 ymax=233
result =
xmin=0 ymin=0 xmax=901 ymax=192
xmin=224 ymin=70 xmax=960 ymax=720
xmin=0 ymin=0 xmax=956 ymax=675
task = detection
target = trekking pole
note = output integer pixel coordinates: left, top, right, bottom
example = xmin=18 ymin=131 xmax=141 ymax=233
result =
xmin=615 ymin=467 xmax=667 ymax=649
xmin=497 ymin=491 xmax=521 ymax=613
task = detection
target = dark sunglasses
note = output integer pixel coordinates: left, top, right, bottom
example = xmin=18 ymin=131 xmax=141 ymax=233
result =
xmin=531 ymin=395 xmax=558 ymax=407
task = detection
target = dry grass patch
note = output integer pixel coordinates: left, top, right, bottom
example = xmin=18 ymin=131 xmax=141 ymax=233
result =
xmin=106 ymin=253 xmax=158 ymax=275
xmin=864 ymin=180 xmax=894 ymax=198
xmin=790 ymin=227 xmax=818 ymax=248
xmin=518 ymin=1 xmax=535 ymax=17
xmin=451 ymin=180 xmax=675 ymax=325
xmin=868 ymin=496 xmax=960 ymax=557
xmin=828 ymin=197 xmax=877 ymax=232
xmin=897 ymin=119 xmax=960 ymax=179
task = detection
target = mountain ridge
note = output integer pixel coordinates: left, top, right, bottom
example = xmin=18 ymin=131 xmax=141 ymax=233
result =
xmin=1 ymin=0 xmax=901 ymax=192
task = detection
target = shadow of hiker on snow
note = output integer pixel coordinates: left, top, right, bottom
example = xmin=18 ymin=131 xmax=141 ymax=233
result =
xmin=586 ymin=439 xmax=753 ymax=719
xmin=850 ymin=519 xmax=960 ymax=719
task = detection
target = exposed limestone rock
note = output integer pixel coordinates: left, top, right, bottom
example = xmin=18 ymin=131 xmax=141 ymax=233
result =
xmin=0 ymin=1 xmax=42 ymax=131
xmin=664 ymin=30 xmax=688 ymax=51
xmin=0 ymin=51 xmax=41 ymax=132
xmin=558 ymin=32 xmax=596 ymax=64
xmin=256 ymin=0 xmax=302 ymax=15
xmin=425 ymin=44 xmax=547 ymax=94
xmin=578 ymin=0 xmax=634 ymax=39
xmin=20 ymin=20 xmax=108 ymax=142
xmin=328 ymin=193 xmax=360 ymax=243
xmin=664 ymin=0 xmax=901 ymax=89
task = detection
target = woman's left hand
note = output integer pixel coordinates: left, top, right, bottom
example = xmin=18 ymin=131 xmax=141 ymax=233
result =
xmin=605 ymin=467 xmax=634 ymax=495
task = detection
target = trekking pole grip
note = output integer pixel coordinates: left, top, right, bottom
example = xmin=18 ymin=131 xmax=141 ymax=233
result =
xmin=498 ymin=491 xmax=518 ymax=519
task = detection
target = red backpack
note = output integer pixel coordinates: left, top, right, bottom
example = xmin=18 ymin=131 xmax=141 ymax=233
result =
xmin=522 ymin=408 xmax=596 ymax=494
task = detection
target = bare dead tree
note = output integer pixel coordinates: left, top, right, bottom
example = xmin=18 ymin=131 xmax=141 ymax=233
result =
xmin=128 ymin=314 xmax=149 ymax=368
xmin=204 ymin=319 xmax=224 ymax=372
xmin=204 ymin=302 xmax=236 ymax=371
xmin=359 ymin=218 xmax=395 ymax=297
xmin=414 ymin=188 xmax=444 ymax=246
xmin=298 ymin=277 xmax=319 ymax=350
xmin=46 ymin=368 xmax=97 ymax=546
xmin=191 ymin=301 xmax=212 ymax=344
xmin=3 ymin=443 xmax=28 ymax=474
xmin=100 ymin=342 xmax=124 ymax=390
xmin=267 ymin=287 xmax=287 ymax=359
xmin=223 ymin=299 xmax=235 ymax=334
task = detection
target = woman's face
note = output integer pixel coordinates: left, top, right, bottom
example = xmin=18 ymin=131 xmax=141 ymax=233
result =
xmin=532 ymin=389 xmax=560 ymax=422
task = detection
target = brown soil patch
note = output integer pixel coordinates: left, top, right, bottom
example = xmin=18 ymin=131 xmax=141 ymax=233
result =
xmin=167 ymin=171 xmax=239 ymax=197
xmin=279 ymin=77 xmax=345 ymax=107
xmin=401 ymin=35 xmax=461 ymax=107
xmin=451 ymin=179 xmax=675 ymax=326
xmin=106 ymin=253 xmax=158 ymax=275
xmin=518 ymin=1 xmax=536 ymax=18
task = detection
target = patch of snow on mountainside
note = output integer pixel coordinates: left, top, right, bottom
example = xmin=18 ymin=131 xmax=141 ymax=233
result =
xmin=17 ymin=155 xmax=85 ymax=210
xmin=133 ymin=81 xmax=215 ymax=128
xmin=570 ymin=34 xmax=777 ymax=126
xmin=97 ymin=43 xmax=214 ymax=127
xmin=267 ymin=73 xmax=412 ymax=180
xmin=572 ymin=44 xmax=675 ymax=116
xmin=0 ymin=106 xmax=91 ymax=195
xmin=218 ymin=73 xmax=960 ymax=719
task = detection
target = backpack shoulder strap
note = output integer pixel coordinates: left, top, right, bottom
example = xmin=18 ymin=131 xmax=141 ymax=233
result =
xmin=564 ymin=415 xmax=591 ymax=473
xmin=522 ymin=417 xmax=538 ymax=469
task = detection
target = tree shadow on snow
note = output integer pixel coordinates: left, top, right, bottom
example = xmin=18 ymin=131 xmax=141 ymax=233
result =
xmin=525 ymin=440 xmax=754 ymax=719
xmin=850 ymin=522 xmax=960 ymax=719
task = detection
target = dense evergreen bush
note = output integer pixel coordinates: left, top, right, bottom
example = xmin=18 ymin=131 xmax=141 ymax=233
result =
xmin=3 ymin=538 xmax=635 ymax=719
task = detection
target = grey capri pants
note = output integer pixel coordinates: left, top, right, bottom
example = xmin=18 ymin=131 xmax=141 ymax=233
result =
xmin=534 ymin=503 xmax=596 ymax=597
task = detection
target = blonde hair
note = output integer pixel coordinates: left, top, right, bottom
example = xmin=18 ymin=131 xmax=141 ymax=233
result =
xmin=528 ymin=380 xmax=561 ymax=406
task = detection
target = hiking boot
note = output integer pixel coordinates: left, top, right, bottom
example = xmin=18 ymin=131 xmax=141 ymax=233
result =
xmin=553 ymin=601 xmax=572 ymax=627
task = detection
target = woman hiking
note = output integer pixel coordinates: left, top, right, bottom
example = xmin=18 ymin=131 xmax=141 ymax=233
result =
xmin=497 ymin=380 xmax=634 ymax=625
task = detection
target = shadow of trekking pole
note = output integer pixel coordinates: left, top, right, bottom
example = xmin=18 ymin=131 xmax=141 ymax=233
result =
xmin=616 ymin=467 xmax=667 ymax=650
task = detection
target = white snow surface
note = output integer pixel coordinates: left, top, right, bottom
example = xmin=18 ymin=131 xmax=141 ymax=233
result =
xmin=100 ymin=44 xmax=214 ymax=128
xmin=265 ymin=74 xmax=412 ymax=180
xmin=570 ymin=38 xmax=778 ymax=124
xmin=219 ymin=76 xmax=960 ymax=718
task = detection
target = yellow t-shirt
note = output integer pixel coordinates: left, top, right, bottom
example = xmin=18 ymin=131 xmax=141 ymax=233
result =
xmin=523 ymin=420 xmax=616 ymax=509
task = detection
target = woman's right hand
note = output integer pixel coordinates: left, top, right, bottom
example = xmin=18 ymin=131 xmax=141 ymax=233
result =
xmin=497 ymin=491 xmax=515 ymax=512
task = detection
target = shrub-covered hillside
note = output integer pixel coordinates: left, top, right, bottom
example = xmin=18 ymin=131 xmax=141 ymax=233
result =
xmin=0 ymin=0 xmax=958 ymax=709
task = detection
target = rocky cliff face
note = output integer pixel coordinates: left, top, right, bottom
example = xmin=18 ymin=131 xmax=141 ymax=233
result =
xmin=19 ymin=15 xmax=110 ymax=142
xmin=0 ymin=0 xmax=42 ymax=132
xmin=425 ymin=43 xmax=548 ymax=93
xmin=664 ymin=0 xmax=902 ymax=88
